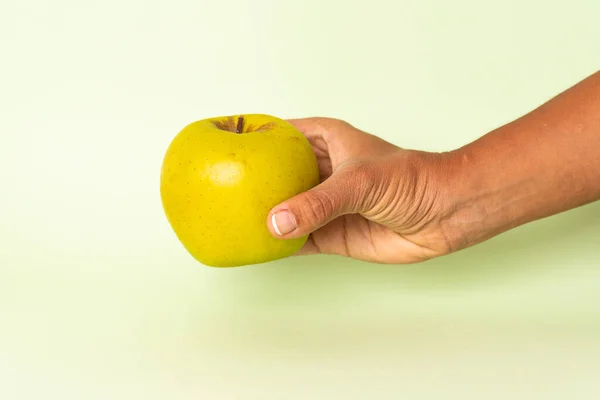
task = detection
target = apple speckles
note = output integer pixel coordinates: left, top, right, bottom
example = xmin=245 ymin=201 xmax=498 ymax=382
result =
xmin=161 ymin=115 xmax=319 ymax=267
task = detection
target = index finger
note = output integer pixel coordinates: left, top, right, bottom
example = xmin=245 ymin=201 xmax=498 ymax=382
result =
xmin=285 ymin=117 xmax=329 ymax=141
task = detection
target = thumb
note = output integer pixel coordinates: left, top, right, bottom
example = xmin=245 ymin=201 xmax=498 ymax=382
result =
xmin=267 ymin=164 xmax=374 ymax=239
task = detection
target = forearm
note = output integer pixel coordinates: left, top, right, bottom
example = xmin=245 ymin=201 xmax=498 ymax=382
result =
xmin=442 ymin=70 xmax=600 ymax=250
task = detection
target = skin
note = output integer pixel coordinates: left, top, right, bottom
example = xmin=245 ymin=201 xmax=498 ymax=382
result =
xmin=267 ymin=70 xmax=600 ymax=264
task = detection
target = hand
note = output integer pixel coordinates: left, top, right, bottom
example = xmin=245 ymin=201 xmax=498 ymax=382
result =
xmin=267 ymin=72 xmax=600 ymax=264
xmin=266 ymin=117 xmax=454 ymax=264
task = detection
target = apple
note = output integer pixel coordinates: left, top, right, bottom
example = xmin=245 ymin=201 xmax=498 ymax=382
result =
xmin=160 ymin=114 xmax=320 ymax=267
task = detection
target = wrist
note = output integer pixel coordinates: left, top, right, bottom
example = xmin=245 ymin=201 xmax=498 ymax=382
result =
xmin=413 ymin=149 xmax=482 ymax=253
xmin=434 ymin=147 xmax=492 ymax=252
xmin=434 ymin=137 xmax=541 ymax=253
xmin=394 ymin=149 xmax=471 ymax=254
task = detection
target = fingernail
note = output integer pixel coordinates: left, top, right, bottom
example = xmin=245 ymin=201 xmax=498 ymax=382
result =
xmin=271 ymin=211 xmax=297 ymax=235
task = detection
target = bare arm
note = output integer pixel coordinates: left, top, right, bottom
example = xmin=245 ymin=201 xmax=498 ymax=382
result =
xmin=268 ymin=71 xmax=600 ymax=263
xmin=443 ymin=70 xmax=600 ymax=250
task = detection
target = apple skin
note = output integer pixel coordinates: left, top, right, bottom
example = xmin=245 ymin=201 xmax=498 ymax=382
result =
xmin=160 ymin=114 xmax=320 ymax=267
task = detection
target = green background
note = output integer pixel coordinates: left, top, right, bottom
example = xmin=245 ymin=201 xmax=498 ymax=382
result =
xmin=1 ymin=0 xmax=599 ymax=398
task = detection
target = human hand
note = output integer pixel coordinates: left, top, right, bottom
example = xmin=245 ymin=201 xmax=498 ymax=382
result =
xmin=266 ymin=72 xmax=600 ymax=264
xmin=266 ymin=117 xmax=454 ymax=264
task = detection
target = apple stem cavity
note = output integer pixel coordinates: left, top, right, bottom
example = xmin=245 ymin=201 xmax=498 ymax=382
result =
xmin=236 ymin=116 xmax=244 ymax=134
xmin=214 ymin=115 xmax=272 ymax=134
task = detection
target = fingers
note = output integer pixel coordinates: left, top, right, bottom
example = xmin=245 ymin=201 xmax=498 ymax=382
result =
xmin=287 ymin=117 xmax=399 ymax=162
xmin=285 ymin=117 xmax=323 ymax=131
xmin=294 ymin=236 xmax=320 ymax=256
xmin=267 ymin=164 xmax=376 ymax=239
xmin=285 ymin=117 xmax=329 ymax=141
xmin=286 ymin=117 xmax=351 ymax=139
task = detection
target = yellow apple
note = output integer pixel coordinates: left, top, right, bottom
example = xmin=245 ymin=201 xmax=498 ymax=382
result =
xmin=160 ymin=114 xmax=319 ymax=267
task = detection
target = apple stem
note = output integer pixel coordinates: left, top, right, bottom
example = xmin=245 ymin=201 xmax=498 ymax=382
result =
xmin=236 ymin=115 xmax=244 ymax=134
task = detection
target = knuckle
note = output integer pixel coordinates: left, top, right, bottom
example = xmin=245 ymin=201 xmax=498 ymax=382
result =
xmin=347 ymin=162 xmax=377 ymax=191
xmin=313 ymin=117 xmax=350 ymax=131
xmin=328 ymin=118 xmax=352 ymax=131
xmin=301 ymin=191 xmax=335 ymax=225
xmin=350 ymin=162 xmax=374 ymax=181
xmin=343 ymin=162 xmax=379 ymax=209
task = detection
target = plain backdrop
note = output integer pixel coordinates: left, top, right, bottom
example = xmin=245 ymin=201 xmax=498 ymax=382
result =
xmin=1 ymin=0 xmax=599 ymax=399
